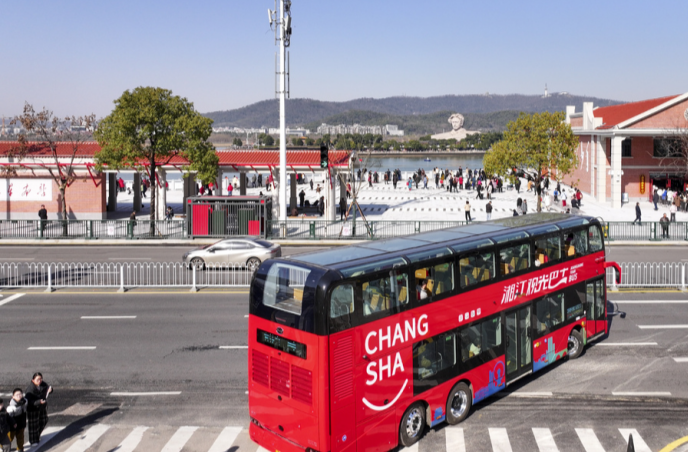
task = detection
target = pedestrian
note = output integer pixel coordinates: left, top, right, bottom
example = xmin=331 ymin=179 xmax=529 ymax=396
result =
xmin=660 ymin=213 xmax=670 ymax=238
xmin=522 ymin=199 xmax=528 ymax=214
xmin=318 ymin=196 xmax=325 ymax=216
xmin=227 ymin=183 xmax=233 ymax=196
xmin=299 ymin=189 xmax=306 ymax=208
xmin=670 ymin=203 xmax=677 ymax=222
xmin=258 ymin=173 xmax=263 ymax=187
xmin=512 ymin=209 xmax=519 ymax=216
xmin=7 ymin=389 xmax=27 ymax=452
xmin=407 ymin=177 xmax=412 ymax=191
xmin=25 ymin=373 xmax=52 ymax=446
xmin=165 ymin=206 xmax=174 ymax=221
xmin=561 ymin=190 xmax=567 ymax=207
xmin=129 ymin=211 xmax=137 ymax=230
xmin=515 ymin=179 xmax=521 ymax=193
xmin=486 ymin=201 xmax=493 ymax=220
xmin=0 ymin=398 xmax=15 ymax=452
xmin=142 ymin=180 xmax=148 ymax=198
xmin=576 ymin=189 xmax=583 ymax=207
xmin=544 ymin=194 xmax=552 ymax=211
xmin=632 ymin=202 xmax=642 ymax=225
xmin=653 ymin=189 xmax=659 ymax=211
xmin=38 ymin=204 xmax=48 ymax=233
xmin=464 ymin=201 xmax=472 ymax=222
xmin=339 ymin=197 xmax=347 ymax=221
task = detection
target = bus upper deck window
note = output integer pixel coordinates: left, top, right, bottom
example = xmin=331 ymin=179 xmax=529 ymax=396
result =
xmin=564 ymin=230 xmax=588 ymax=258
xmin=589 ymin=226 xmax=603 ymax=252
xmin=262 ymin=263 xmax=311 ymax=315
xmin=330 ymin=284 xmax=354 ymax=319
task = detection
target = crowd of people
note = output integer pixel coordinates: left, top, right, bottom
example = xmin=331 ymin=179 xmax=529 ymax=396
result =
xmin=0 ymin=373 xmax=53 ymax=451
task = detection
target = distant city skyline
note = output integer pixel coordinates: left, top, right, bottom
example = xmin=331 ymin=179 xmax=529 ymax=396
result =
xmin=1 ymin=0 xmax=686 ymax=118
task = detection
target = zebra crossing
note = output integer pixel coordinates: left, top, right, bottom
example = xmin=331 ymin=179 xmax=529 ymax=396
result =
xmin=20 ymin=423 xmax=662 ymax=452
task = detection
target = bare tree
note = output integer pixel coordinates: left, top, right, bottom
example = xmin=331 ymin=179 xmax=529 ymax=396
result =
xmin=337 ymin=150 xmax=381 ymax=237
xmin=12 ymin=103 xmax=96 ymax=232
xmin=653 ymin=126 xmax=688 ymax=183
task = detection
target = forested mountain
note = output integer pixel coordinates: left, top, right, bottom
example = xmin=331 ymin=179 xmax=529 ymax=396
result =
xmin=204 ymin=93 xmax=621 ymax=132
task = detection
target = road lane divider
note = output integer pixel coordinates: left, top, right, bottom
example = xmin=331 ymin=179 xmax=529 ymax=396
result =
xmin=219 ymin=346 xmax=248 ymax=349
xmin=638 ymin=325 xmax=688 ymax=329
xmin=110 ymin=392 xmax=182 ymax=396
xmin=596 ymin=342 xmax=658 ymax=346
xmin=505 ymin=391 xmax=553 ymax=398
xmin=612 ymin=391 xmax=672 ymax=396
xmin=0 ymin=293 xmax=25 ymax=306
xmin=28 ymin=346 xmax=96 ymax=350
xmin=614 ymin=300 xmax=688 ymax=304
xmin=81 ymin=316 xmax=137 ymax=319
xmin=673 ymin=358 xmax=688 ymax=362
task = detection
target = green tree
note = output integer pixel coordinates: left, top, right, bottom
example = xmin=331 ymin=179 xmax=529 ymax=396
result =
xmin=260 ymin=134 xmax=275 ymax=146
xmin=232 ymin=137 xmax=243 ymax=146
xmin=483 ymin=111 xmax=578 ymax=212
xmin=305 ymin=137 xmax=315 ymax=146
xmin=95 ymin=87 xmax=218 ymax=233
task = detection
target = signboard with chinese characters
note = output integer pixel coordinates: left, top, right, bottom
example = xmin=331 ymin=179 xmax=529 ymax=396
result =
xmin=0 ymin=179 xmax=53 ymax=201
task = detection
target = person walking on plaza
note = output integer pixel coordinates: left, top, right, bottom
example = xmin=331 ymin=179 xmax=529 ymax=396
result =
xmin=0 ymin=399 xmax=15 ymax=452
xmin=7 ymin=389 xmax=27 ymax=452
xmin=670 ymin=203 xmax=677 ymax=222
xmin=38 ymin=204 xmax=48 ymax=233
xmin=660 ymin=213 xmax=670 ymax=238
xmin=464 ymin=201 xmax=472 ymax=222
xmin=339 ymin=197 xmax=347 ymax=221
xmin=522 ymin=198 xmax=528 ymax=214
xmin=299 ymin=189 xmax=306 ymax=208
xmin=486 ymin=201 xmax=493 ymax=220
xmin=653 ymin=189 xmax=659 ymax=210
xmin=407 ymin=177 xmax=413 ymax=191
xmin=632 ymin=202 xmax=642 ymax=225
xmin=561 ymin=189 xmax=567 ymax=207
xmin=25 ymin=373 xmax=53 ymax=447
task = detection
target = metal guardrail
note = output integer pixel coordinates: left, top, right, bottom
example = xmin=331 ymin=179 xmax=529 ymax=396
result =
xmin=2 ymin=219 xmax=688 ymax=242
xmin=0 ymin=262 xmax=253 ymax=291
xmin=0 ymin=220 xmax=186 ymax=240
xmin=0 ymin=261 xmax=685 ymax=291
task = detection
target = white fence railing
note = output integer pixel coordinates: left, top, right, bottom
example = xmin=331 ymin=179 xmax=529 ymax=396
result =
xmin=0 ymin=262 xmax=255 ymax=291
xmin=0 ymin=261 xmax=685 ymax=291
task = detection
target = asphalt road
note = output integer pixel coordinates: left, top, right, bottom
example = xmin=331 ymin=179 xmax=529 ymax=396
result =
xmin=0 ymin=245 xmax=682 ymax=264
xmin=1 ymin=291 xmax=688 ymax=451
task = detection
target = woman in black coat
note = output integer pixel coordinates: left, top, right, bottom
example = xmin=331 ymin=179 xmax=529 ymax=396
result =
xmin=25 ymin=373 xmax=53 ymax=446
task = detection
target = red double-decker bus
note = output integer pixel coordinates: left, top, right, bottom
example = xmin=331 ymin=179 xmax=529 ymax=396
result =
xmin=248 ymin=213 xmax=620 ymax=452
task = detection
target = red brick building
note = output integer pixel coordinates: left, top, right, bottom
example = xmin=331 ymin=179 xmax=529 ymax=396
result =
xmin=564 ymin=93 xmax=688 ymax=208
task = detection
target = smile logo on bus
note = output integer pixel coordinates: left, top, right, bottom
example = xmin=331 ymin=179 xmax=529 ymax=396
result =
xmin=362 ymin=314 xmax=429 ymax=411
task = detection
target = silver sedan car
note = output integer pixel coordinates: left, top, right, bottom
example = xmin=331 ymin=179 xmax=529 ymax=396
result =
xmin=183 ymin=238 xmax=281 ymax=271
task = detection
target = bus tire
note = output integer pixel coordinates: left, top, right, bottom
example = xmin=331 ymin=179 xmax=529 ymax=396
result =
xmin=399 ymin=402 xmax=425 ymax=447
xmin=446 ymin=382 xmax=472 ymax=425
xmin=568 ymin=329 xmax=584 ymax=359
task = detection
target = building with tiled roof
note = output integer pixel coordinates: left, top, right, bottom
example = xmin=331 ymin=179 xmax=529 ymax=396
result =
xmin=565 ymin=93 xmax=688 ymax=208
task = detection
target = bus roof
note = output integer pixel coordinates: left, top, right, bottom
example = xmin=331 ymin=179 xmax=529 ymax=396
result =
xmin=292 ymin=213 xmax=598 ymax=272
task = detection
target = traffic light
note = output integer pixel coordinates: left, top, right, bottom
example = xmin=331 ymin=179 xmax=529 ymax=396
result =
xmin=320 ymin=144 xmax=329 ymax=169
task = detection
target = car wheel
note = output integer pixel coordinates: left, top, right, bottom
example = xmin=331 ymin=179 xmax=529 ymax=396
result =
xmin=190 ymin=257 xmax=205 ymax=271
xmin=399 ymin=402 xmax=425 ymax=447
xmin=568 ymin=329 xmax=584 ymax=359
xmin=446 ymin=382 xmax=472 ymax=425
xmin=246 ymin=257 xmax=261 ymax=272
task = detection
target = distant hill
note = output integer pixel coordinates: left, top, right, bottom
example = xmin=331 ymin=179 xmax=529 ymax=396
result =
xmin=204 ymin=93 xmax=622 ymax=133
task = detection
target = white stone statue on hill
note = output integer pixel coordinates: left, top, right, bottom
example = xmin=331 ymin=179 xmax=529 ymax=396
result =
xmin=431 ymin=113 xmax=479 ymax=141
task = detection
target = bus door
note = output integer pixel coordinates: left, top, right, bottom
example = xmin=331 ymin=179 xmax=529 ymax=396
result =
xmin=585 ymin=278 xmax=607 ymax=338
xmin=504 ymin=304 xmax=532 ymax=381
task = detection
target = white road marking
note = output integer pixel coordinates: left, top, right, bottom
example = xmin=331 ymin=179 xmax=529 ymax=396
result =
xmin=108 ymin=258 xmax=152 ymax=260
xmin=244 ymin=315 xmax=249 ymax=318
xmin=575 ymin=428 xmax=606 ymax=452
xmin=638 ymin=325 xmax=688 ymax=329
xmin=161 ymin=426 xmax=198 ymax=452
xmin=619 ymin=429 xmax=652 ymax=452
xmin=81 ymin=316 xmax=137 ymax=319
xmin=674 ymin=358 xmax=688 ymax=362
xmin=0 ymin=293 xmax=25 ymax=306
xmin=488 ymin=428 xmax=513 ymax=452
xmin=28 ymin=346 xmax=96 ymax=350
xmin=596 ymin=342 xmax=658 ymax=346
xmin=114 ymin=426 xmax=148 ymax=452
xmin=533 ymin=428 xmax=559 ymax=452
xmin=111 ymin=391 xmax=182 ymax=396
xmin=612 ymin=391 xmax=672 ymax=396
xmin=403 ymin=443 xmax=419 ymax=452
xmin=445 ymin=426 xmax=466 ymax=452
xmin=64 ymin=424 xmax=111 ymax=452
xmin=207 ymin=426 xmax=242 ymax=452
xmin=507 ymin=391 xmax=553 ymax=397
xmin=256 ymin=447 xmax=271 ymax=452
xmin=614 ymin=300 xmax=688 ymax=304
xmin=0 ymin=258 xmax=35 ymax=261
xmin=25 ymin=426 xmax=64 ymax=451
xmin=219 ymin=346 xmax=248 ymax=349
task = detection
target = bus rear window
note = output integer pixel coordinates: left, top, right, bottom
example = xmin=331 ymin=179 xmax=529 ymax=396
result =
xmin=263 ymin=263 xmax=312 ymax=315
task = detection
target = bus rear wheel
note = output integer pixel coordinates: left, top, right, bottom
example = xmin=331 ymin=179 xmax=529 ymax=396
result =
xmin=568 ymin=329 xmax=584 ymax=359
xmin=399 ymin=402 xmax=425 ymax=447
xmin=446 ymin=382 xmax=472 ymax=425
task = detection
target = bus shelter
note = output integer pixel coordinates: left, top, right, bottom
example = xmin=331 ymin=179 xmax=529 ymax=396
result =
xmin=186 ymin=196 xmax=272 ymax=238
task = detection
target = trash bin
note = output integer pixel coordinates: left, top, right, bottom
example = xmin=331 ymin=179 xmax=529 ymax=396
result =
xmin=622 ymin=193 xmax=629 ymax=204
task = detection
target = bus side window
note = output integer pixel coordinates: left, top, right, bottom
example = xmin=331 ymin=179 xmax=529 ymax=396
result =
xmin=536 ymin=293 xmax=565 ymax=332
xmin=589 ymin=226 xmax=604 ymax=252
xmin=499 ymin=243 xmax=530 ymax=276
xmin=415 ymin=262 xmax=454 ymax=302
xmin=414 ymin=333 xmax=456 ymax=380
xmin=414 ymin=267 xmax=432 ymax=302
xmin=460 ymin=326 xmax=482 ymax=361
xmin=330 ymin=284 xmax=354 ymax=319
xmin=362 ymin=271 xmax=408 ymax=317
xmin=534 ymin=235 xmax=561 ymax=266
xmin=459 ymin=252 xmax=494 ymax=288
xmin=564 ymin=229 xmax=588 ymax=258
xmin=481 ymin=316 xmax=502 ymax=359
xmin=594 ymin=279 xmax=606 ymax=320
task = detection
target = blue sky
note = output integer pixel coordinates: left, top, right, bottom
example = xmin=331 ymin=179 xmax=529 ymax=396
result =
xmin=1 ymin=0 xmax=686 ymax=118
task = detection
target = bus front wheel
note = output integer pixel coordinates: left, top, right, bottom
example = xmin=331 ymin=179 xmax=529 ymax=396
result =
xmin=399 ymin=402 xmax=425 ymax=447
xmin=446 ymin=382 xmax=472 ymax=424
xmin=568 ymin=329 xmax=584 ymax=359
